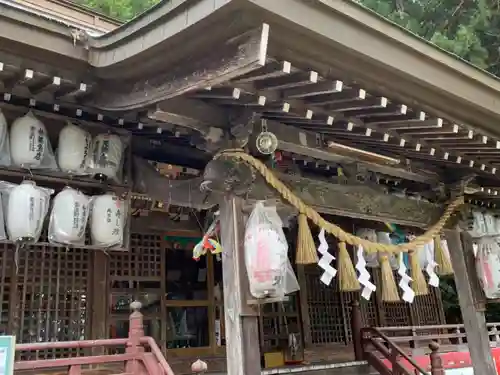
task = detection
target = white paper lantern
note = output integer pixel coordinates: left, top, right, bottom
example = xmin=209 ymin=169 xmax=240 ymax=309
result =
xmin=58 ymin=123 xmax=92 ymax=174
xmin=49 ymin=187 xmax=90 ymax=244
xmin=477 ymin=238 xmax=500 ymax=298
xmin=90 ymin=134 xmax=123 ymax=181
xmin=10 ymin=112 xmax=47 ymax=168
xmin=90 ymin=194 xmax=125 ymax=247
xmin=7 ymin=181 xmax=49 ymax=242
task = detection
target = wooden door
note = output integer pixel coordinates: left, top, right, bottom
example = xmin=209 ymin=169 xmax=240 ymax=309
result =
xmin=164 ymin=243 xmax=214 ymax=357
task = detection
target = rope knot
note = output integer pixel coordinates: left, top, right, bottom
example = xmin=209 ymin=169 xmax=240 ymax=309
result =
xmin=214 ymin=149 xmax=465 ymax=255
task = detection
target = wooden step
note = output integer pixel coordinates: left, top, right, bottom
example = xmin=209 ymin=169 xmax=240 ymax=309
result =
xmin=259 ymin=362 xmax=373 ymax=375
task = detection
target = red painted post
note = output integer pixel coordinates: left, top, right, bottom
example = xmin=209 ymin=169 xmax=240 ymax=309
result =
xmin=126 ymin=301 xmax=146 ymax=375
xmin=351 ymin=299 xmax=364 ymax=360
xmin=429 ymin=341 xmax=445 ymax=375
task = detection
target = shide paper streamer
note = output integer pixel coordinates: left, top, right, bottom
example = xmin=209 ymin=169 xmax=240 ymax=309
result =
xmin=317 ymin=229 xmax=337 ymax=285
xmin=356 ymin=245 xmax=376 ymax=300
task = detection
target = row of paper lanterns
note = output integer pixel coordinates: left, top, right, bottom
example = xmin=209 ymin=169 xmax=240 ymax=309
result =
xmin=0 ymin=110 xmax=125 ymax=182
xmin=469 ymin=210 xmax=500 ymax=237
xmin=0 ymin=180 xmax=125 ymax=248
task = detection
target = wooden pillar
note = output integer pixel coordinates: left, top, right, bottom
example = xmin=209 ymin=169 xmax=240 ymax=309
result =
xmin=296 ymin=265 xmax=312 ymax=347
xmin=219 ymin=197 xmax=260 ymax=375
xmin=90 ymin=251 xmax=109 ymax=354
xmin=351 ymin=300 xmax=363 ymax=360
xmin=429 ymin=342 xmax=444 ymax=375
xmin=443 ymin=228 xmax=496 ymax=375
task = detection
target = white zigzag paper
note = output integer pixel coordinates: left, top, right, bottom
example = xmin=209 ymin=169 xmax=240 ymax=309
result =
xmin=317 ymin=229 xmax=337 ymax=285
xmin=355 ymin=245 xmax=376 ymax=300
xmin=425 ymin=242 xmax=439 ymax=287
xmin=398 ymin=253 xmax=415 ymax=303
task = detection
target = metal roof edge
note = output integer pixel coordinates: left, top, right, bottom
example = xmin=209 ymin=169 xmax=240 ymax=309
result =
xmin=0 ymin=1 xmax=88 ymax=62
xmin=86 ymin=0 xmax=237 ymax=68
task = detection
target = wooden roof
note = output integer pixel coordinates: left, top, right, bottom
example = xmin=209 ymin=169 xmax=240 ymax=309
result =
xmin=0 ymin=0 xmax=499 ymax=203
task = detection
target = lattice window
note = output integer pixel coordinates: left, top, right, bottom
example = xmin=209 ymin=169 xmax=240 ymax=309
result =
xmin=305 ymin=265 xmax=346 ymax=344
xmin=412 ymin=287 xmax=444 ymax=326
xmin=374 ymin=270 xmax=411 ymax=327
xmin=14 ymin=245 xmax=91 ymax=359
xmin=109 ymin=233 xmax=162 ymax=281
xmin=260 ymin=295 xmax=300 ymax=351
xmin=342 ymin=290 xmax=378 ymax=343
xmin=108 ymin=232 xmax=164 ymax=350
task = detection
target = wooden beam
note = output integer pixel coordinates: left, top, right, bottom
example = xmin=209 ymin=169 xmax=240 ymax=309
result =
xmin=443 ymin=229 xmax=496 ymax=375
xmin=219 ymin=197 xmax=260 ymax=375
xmin=137 ymin=95 xmax=441 ymax=184
xmin=134 ymin=156 xmax=444 ymax=228
xmin=259 ymin=119 xmax=440 ymax=184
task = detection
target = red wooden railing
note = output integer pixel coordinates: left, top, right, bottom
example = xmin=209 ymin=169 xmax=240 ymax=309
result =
xmin=361 ymin=327 xmax=444 ymax=375
xmin=351 ymin=300 xmax=444 ymax=375
xmin=13 ymin=301 xmax=195 ymax=375
xmin=374 ymin=322 xmax=500 ymax=353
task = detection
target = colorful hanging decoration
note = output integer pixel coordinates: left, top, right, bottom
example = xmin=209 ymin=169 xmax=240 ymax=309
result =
xmin=192 ymin=217 xmax=222 ymax=261
xmin=316 ymin=229 xmax=336 ymax=285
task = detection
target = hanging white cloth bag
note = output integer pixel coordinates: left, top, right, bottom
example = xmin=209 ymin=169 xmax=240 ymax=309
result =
xmin=49 ymin=187 xmax=90 ymax=245
xmin=89 ymin=134 xmax=123 ymax=181
xmin=5 ymin=180 xmax=52 ymax=242
xmin=90 ymin=193 xmax=125 ymax=247
xmin=10 ymin=111 xmax=48 ymax=168
xmin=57 ymin=122 xmax=92 ymax=174
xmin=244 ymin=202 xmax=290 ymax=299
xmin=476 ymin=237 xmax=500 ymax=299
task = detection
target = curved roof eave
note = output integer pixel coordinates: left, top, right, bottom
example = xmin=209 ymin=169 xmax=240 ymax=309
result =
xmin=84 ymin=0 xmax=500 ymax=137
xmin=2 ymin=0 xmax=500 ymax=137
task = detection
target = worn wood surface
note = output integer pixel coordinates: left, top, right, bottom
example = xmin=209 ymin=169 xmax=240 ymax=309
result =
xmin=90 ymin=251 xmax=109 ymax=354
xmin=444 ymin=229 xmax=496 ymax=375
xmin=219 ymin=197 xmax=260 ymax=375
xmin=297 ymin=265 xmax=312 ymax=347
xmin=135 ymin=156 xmax=444 ymax=228
xmin=90 ymin=23 xmax=269 ymax=111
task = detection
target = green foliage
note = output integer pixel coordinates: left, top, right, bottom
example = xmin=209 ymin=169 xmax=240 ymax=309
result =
xmin=72 ymin=0 xmax=161 ymax=21
xmin=356 ymin=0 xmax=500 ymax=75
xmin=77 ymin=0 xmax=500 ymax=76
